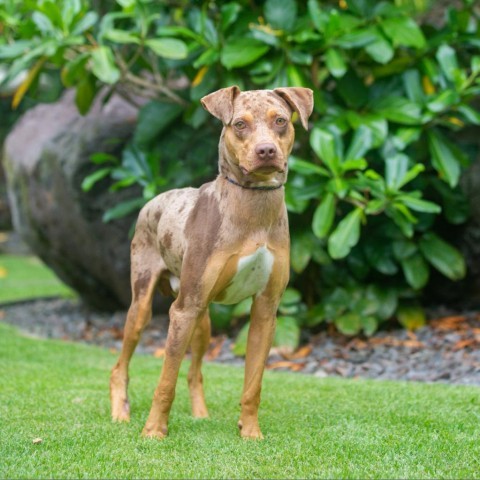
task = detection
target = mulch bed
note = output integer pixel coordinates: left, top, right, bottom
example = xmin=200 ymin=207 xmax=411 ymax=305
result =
xmin=1 ymin=298 xmax=479 ymax=386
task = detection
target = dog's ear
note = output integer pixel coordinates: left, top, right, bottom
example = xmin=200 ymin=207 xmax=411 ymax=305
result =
xmin=273 ymin=87 xmax=314 ymax=130
xmin=201 ymin=86 xmax=241 ymax=125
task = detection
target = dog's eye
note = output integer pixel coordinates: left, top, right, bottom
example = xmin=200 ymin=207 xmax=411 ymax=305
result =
xmin=234 ymin=120 xmax=246 ymax=130
xmin=275 ymin=117 xmax=287 ymax=126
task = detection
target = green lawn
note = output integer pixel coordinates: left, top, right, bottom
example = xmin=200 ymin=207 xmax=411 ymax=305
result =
xmin=1 ymin=322 xmax=479 ymax=479
xmin=0 ymin=254 xmax=75 ymax=303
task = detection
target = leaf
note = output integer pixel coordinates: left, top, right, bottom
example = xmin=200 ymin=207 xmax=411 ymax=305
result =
xmin=281 ymin=288 xmax=301 ymax=306
xmin=103 ymin=29 xmax=140 ymax=44
xmin=436 ymin=44 xmax=458 ymax=82
xmin=81 ymin=168 xmax=112 ymax=192
xmin=232 ymin=321 xmax=249 ymax=356
xmin=312 ymin=193 xmax=336 ymax=239
xmin=221 ymin=38 xmax=269 ymax=69
xmin=71 ymin=11 xmax=98 ymax=35
xmin=335 ymin=312 xmax=361 ymax=335
xmin=290 ymin=232 xmax=313 ymax=273
xmin=335 ymin=28 xmax=378 ymax=49
xmin=32 ymin=11 xmax=56 ymax=35
xmin=375 ymin=97 xmax=422 ymax=125
xmin=419 ymin=233 xmax=466 ymax=281
xmin=328 ymin=208 xmax=363 ymax=259
xmin=90 ymin=46 xmax=120 ymax=84
xmin=385 ymin=153 xmax=408 ymax=190
xmin=365 ymin=29 xmax=394 ymax=64
xmin=75 ymin=73 xmax=96 ymax=115
xmin=325 ymin=48 xmax=347 ymax=78
xmin=427 ymin=130 xmax=461 ymax=188
xmin=380 ymin=17 xmax=426 ymax=49
xmin=401 ymin=253 xmax=429 ymax=289
xmin=103 ymin=197 xmax=145 ymax=222
xmin=273 ymin=316 xmax=301 ymax=353
xmin=288 ymin=156 xmax=329 ymax=176
xmin=310 ymin=128 xmax=340 ymax=174
xmin=221 ymin=3 xmax=242 ymax=31
xmin=232 ymin=298 xmax=253 ymax=317
xmin=264 ymin=0 xmax=297 ymax=31
xmin=361 ymin=316 xmax=378 ymax=336
xmin=458 ymin=105 xmax=480 ymax=125
xmin=12 ymin=56 xmax=46 ymax=109
xmin=396 ymin=195 xmax=441 ymax=214
xmin=134 ymin=101 xmax=184 ymax=146
xmin=345 ymin=125 xmax=372 ymax=161
xmin=145 ymin=38 xmax=188 ymax=59
xmin=397 ymin=305 xmax=426 ymax=330
xmin=427 ymin=90 xmax=459 ymax=113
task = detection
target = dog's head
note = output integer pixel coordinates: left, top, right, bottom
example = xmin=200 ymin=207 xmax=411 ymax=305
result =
xmin=201 ymin=86 xmax=314 ymax=184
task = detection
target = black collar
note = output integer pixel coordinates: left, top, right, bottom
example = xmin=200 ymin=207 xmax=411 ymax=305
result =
xmin=224 ymin=176 xmax=284 ymax=191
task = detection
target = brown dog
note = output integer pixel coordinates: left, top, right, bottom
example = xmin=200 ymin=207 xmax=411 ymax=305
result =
xmin=110 ymin=86 xmax=314 ymax=439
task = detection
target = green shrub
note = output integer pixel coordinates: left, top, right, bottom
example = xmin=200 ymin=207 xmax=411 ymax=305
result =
xmin=1 ymin=0 xmax=479 ymax=346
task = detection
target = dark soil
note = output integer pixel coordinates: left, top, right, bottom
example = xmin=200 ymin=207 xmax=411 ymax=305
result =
xmin=1 ymin=298 xmax=479 ymax=386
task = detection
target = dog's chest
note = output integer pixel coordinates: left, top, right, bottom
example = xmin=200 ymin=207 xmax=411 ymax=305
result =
xmin=216 ymin=245 xmax=274 ymax=305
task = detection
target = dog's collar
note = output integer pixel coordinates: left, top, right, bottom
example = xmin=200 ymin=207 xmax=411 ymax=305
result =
xmin=224 ymin=176 xmax=284 ymax=191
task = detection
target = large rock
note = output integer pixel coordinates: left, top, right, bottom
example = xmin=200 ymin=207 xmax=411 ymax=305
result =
xmin=3 ymin=90 xmax=141 ymax=310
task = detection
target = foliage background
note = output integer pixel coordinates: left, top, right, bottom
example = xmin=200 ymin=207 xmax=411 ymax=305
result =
xmin=1 ymin=0 xmax=479 ymax=349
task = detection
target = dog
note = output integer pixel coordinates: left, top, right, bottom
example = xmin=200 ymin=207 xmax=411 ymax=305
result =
xmin=110 ymin=86 xmax=314 ymax=439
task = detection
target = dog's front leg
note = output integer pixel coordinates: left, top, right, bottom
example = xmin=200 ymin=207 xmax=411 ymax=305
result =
xmin=142 ymin=300 xmax=206 ymax=439
xmin=238 ymin=292 xmax=279 ymax=440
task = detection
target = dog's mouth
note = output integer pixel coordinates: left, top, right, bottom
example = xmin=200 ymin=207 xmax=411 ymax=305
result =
xmin=240 ymin=163 xmax=286 ymax=176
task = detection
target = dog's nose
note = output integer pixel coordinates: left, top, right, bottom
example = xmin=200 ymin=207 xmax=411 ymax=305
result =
xmin=255 ymin=143 xmax=277 ymax=161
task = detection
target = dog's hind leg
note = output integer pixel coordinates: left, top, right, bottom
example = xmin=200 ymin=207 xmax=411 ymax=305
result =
xmin=110 ymin=235 xmax=164 ymax=422
xmin=187 ymin=310 xmax=211 ymax=418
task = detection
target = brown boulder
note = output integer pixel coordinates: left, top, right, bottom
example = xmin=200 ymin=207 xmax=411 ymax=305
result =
xmin=3 ymin=90 xmax=141 ymax=310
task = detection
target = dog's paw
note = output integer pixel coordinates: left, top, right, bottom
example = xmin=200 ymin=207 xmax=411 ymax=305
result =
xmin=111 ymin=399 xmax=130 ymax=422
xmin=141 ymin=424 xmax=168 ymax=440
xmin=238 ymin=420 xmax=264 ymax=440
xmin=192 ymin=400 xmax=209 ymax=419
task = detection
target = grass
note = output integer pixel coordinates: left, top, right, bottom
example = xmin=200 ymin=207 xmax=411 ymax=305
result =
xmin=0 ymin=254 xmax=75 ymax=303
xmin=1 ymin=323 xmax=479 ymax=479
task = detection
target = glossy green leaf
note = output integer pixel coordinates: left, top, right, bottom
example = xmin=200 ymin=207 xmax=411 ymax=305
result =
xmin=396 ymin=195 xmax=441 ymax=214
xmin=364 ymin=26 xmax=394 ymax=64
xmin=264 ymin=0 xmax=297 ymax=31
xmin=312 ymin=193 xmax=336 ymax=239
xmin=419 ymin=233 xmax=466 ymax=281
xmin=232 ymin=321 xmax=249 ymax=356
xmin=328 ymin=208 xmax=363 ymax=259
xmin=81 ymin=168 xmax=111 ymax=192
xmin=274 ymin=316 xmax=300 ymax=352
xmin=221 ymin=38 xmax=270 ymax=69
xmin=401 ymin=253 xmax=429 ymax=289
xmin=288 ymin=156 xmax=329 ymax=176
xmin=310 ymin=128 xmax=339 ymax=174
xmin=103 ymin=29 xmax=140 ymax=44
xmin=290 ymin=232 xmax=313 ymax=273
xmin=427 ymin=90 xmax=459 ymax=113
xmin=345 ymin=125 xmax=372 ymax=161
xmin=145 ymin=38 xmax=188 ymax=59
xmin=436 ymin=44 xmax=458 ymax=82
xmin=103 ymin=197 xmax=145 ymax=222
xmin=75 ymin=73 xmax=96 ymax=114
xmin=71 ymin=11 xmax=98 ymax=35
xmin=385 ymin=153 xmax=409 ymax=190
xmin=281 ymin=288 xmax=301 ymax=306
xmin=335 ymin=312 xmax=361 ymax=335
xmin=91 ymin=46 xmax=120 ymax=84
xmin=361 ymin=316 xmax=379 ymax=336
xmin=381 ymin=17 xmax=426 ymax=49
xmin=325 ymin=48 xmax=347 ymax=78
xmin=232 ymin=298 xmax=252 ymax=317
xmin=458 ymin=104 xmax=480 ymax=125
xmin=375 ymin=97 xmax=422 ymax=125
xmin=427 ymin=130 xmax=461 ymax=187
xmin=335 ymin=28 xmax=377 ymax=49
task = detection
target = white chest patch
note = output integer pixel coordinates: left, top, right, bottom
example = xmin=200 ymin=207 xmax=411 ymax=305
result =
xmin=217 ymin=245 xmax=274 ymax=305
